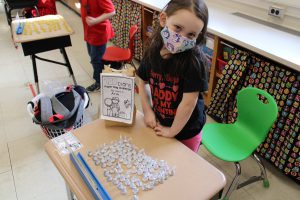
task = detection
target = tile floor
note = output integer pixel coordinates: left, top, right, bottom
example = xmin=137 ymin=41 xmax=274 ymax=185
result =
xmin=0 ymin=1 xmax=299 ymax=200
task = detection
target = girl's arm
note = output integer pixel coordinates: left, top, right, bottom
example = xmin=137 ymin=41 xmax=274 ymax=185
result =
xmin=86 ymin=11 xmax=116 ymax=26
xmin=155 ymin=92 xmax=199 ymax=137
xmin=137 ymin=77 xmax=157 ymax=128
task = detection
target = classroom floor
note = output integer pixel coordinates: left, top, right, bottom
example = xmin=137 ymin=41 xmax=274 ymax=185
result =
xmin=0 ymin=2 xmax=299 ymax=200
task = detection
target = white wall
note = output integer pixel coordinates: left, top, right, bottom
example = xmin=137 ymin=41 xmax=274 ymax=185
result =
xmin=268 ymin=0 xmax=300 ymax=8
xmin=206 ymin=0 xmax=300 ymax=32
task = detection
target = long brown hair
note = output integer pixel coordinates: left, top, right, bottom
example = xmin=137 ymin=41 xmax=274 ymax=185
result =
xmin=143 ymin=0 xmax=209 ymax=77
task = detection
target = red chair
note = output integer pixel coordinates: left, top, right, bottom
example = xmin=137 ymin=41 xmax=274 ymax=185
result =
xmin=102 ymin=25 xmax=138 ymax=70
xmin=25 ymin=0 xmax=57 ymax=17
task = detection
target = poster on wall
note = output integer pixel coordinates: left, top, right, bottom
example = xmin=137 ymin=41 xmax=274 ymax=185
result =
xmin=100 ymin=73 xmax=135 ymax=124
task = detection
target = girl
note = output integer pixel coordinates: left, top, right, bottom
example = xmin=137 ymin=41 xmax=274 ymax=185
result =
xmin=137 ymin=0 xmax=209 ymax=152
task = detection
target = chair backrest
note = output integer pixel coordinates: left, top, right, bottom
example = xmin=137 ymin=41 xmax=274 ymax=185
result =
xmin=236 ymin=87 xmax=278 ymax=143
xmin=128 ymin=25 xmax=138 ymax=61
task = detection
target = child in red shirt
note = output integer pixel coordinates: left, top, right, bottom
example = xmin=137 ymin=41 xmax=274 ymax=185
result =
xmin=24 ymin=0 xmax=57 ymax=17
xmin=80 ymin=0 xmax=115 ymax=92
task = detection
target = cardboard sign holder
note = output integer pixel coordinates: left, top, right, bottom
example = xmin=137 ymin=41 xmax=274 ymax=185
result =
xmin=101 ymin=66 xmax=136 ymax=127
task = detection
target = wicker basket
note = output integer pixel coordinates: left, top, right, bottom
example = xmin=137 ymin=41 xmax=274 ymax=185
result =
xmin=40 ymin=115 xmax=84 ymax=139
xmin=27 ymin=86 xmax=89 ymax=139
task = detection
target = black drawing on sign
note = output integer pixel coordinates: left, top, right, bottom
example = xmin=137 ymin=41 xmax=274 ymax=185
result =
xmin=104 ymin=98 xmax=112 ymax=116
xmin=104 ymin=97 xmax=120 ymax=117
xmin=124 ymin=99 xmax=131 ymax=108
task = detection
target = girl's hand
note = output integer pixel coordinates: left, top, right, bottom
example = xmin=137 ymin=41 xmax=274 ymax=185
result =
xmin=86 ymin=16 xmax=98 ymax=26
xmin=154 ymin=123 xmax=173 ymax=138
xmin=144 ymin=110 xmax=157 ymax=129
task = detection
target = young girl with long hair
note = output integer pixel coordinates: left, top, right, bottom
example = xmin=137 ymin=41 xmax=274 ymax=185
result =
xmin=137 ymin=0 xmax=209 ymax=152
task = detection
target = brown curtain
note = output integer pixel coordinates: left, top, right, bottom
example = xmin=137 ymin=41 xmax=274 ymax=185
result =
xmin=111 ymin=0 xmax=142 ymax=60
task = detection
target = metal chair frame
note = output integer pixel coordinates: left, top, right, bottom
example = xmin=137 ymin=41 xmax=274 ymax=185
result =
xmin=221 ymin=153 xmax=269 ymax=200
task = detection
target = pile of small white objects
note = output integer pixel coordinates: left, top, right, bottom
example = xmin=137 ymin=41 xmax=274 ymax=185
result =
xmin=87 ymin=136 xmax=175 ymax=200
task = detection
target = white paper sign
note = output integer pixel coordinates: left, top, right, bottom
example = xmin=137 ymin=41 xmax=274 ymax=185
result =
xmin=100 ymin=73 xmax=135 ymax=124
xmin=51 ymin=132 xmax=82 ymax=154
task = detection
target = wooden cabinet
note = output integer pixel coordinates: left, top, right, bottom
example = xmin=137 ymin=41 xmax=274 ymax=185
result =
xmin=141 ymin=6 xmax=156 ymax=49
xmin=205 ymin=36 xmax=236 ymax=106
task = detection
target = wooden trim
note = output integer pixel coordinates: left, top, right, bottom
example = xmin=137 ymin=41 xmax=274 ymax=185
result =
xmin=143 ymin=7 xmax=154 ymax=13
xmin=205 ymin=36 xmax=220 ymax=107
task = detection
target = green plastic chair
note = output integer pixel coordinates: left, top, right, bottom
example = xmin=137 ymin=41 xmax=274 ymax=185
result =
xmin=202 ymin=87 xmax=278 ymax=200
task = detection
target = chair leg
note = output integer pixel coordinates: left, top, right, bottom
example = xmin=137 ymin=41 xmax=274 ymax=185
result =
xmin=222 ymin=162 xmax=241 ymax=200
xmin=4 ymin=2 xmax=10 ymax=25
xmin=8 ymin=8 xmax=13 ymax=25
xmin=252 ymin=153 xmax=269 ymax=187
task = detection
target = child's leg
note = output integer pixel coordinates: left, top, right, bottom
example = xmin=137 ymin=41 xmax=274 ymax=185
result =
xmin=180 ymin=132 xmax=202 ymax=152
xmin=86 ymin=43 xmax=91 ymax=57
xmin=87 ymin=43 xmax=107 ymax=84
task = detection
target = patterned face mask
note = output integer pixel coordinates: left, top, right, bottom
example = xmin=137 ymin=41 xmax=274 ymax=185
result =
xmin=160 ymin=26 xmax=196 ymax=54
